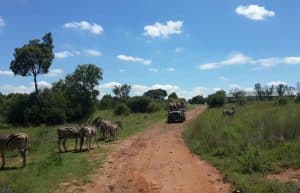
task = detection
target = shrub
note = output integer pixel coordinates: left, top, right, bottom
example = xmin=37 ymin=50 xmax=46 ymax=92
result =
xmin=277 ymin=96 xmax=289 ymax=105
xmin=127 ymin=96 xmax=151 ymax=113
xmin=147 ymin=101 xmax=161 ymax=112
xmin=114 ymin=103 xmax=130 ymax=116
xmin=207 ymin=90 xmax=226 ymax=107
xmin=188 ymin=95 xmax=206 ymax=104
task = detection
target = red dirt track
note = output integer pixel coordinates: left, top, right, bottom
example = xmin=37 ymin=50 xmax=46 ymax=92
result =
xmin=84 ymin=106 xmax=232 ymax=193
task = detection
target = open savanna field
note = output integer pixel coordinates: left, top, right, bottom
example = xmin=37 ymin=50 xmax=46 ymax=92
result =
xmin=184 ymin=102 xmax=300 ymax=193
xmin=0 ymin=108 xmax=170 ymax=193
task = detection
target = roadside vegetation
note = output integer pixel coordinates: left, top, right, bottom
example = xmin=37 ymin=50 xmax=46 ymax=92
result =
xmin=184 ymin=101 xmax=300 ymax=193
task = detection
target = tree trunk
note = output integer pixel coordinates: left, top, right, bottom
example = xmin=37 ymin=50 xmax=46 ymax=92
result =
xmin=34 ymin=73 xmax=38 ymax=94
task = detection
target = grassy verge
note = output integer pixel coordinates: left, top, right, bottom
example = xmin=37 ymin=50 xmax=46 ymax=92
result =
xmin=183 ymin=102 xmax=300 ymax=193
xmin=0 ymin=108 xmax=167 ymax=193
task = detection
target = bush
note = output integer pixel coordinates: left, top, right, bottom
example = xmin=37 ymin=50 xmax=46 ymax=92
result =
xmin=114 ymin=103 xmax=130 ymax=116
xmin=188 ymin=95 xmax=206 ymax=104
xmin=207 ymin=90 xmax=226 ymax=107
xmin=127 ymin=96 xmax=151 ymax=113
xmin=277 ymin=96 xmax=289 ymax=105
xmin=147 ymin=101 xmax=161 ymax=112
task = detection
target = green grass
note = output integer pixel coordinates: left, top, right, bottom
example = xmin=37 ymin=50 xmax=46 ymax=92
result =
xmin=183 ymin=102 xmax=300 ymax=193
xmin=0 ymin=108 xmax=168 ymax=193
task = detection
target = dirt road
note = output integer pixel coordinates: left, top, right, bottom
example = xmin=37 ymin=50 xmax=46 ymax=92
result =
xmin=84 ymin=106 xmax=232 ymax=193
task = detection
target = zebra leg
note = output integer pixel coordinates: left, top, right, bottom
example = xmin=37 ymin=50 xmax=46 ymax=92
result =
xmin=63 ymin=138 xmax=68 ymax=152
xmin=1 ymin=152 xmax=4 ymax=168
xmin=80 ymin=136 xmax=84 ymax=151
xmin=58 ymin=137 xmax=63 ymax=153
xmin=89 ymin=137 xmax=92 ymax=150
xmin=75 ymin=138 xmax=78 ymax=152
xmin=20 ymin=149 xmax=26 ymax=167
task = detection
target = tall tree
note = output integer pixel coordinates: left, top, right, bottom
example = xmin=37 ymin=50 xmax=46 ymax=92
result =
xmin=113 ymin=84 xmax=131 ymax=99
xmin=62 ymin=64 xmax=103 ymax=121
xmin=296 ymin=82 xmax=300 ymax=94
xmin=265 ymin=85 xmax=274 ymax=101
xmin=143 ymin=89 xmax=167 ymax=100
xmin=276 ymin=84 xmax=288 ymax=97
xmin=10 ymin=33 xmax=54 ymax=94
xmin=168 ymin=92 xmax=178 ymax=100
xmin=254 ymin=83 xmax=265 ymax=101
xmin=230 ymin=88 xmax=245 ymax=101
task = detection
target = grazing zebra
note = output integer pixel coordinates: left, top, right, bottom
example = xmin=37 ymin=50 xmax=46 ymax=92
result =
xmin=223 ymin=107 xmax=236 ymax=117
xmin=0 ymin=133 xmax=28 ymax=168
xmin=79 ymin=125 xmax=97 ymax=151
xmin=107 ymin=121 xmax=123 ymax=141
xmin=57 ymin=127 xmax=80 ymax=152
xmin=92 ymin=117 xmax=113 ymax=140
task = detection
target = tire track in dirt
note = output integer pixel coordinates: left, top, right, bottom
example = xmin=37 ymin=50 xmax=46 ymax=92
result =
xmin=83 ymin=106 xmax=232 ymax=193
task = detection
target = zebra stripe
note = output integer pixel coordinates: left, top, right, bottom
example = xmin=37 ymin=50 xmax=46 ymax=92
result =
xmin=0 ymin=132 xmax=28 ymax=168
xmin=79 ymin=126 xmax=97 ymax=151
xmin=57 ymin=127 xmax=80 ymax=152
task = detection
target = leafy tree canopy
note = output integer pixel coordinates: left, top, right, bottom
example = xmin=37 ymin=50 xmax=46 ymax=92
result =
xmin=143 ymin=89 xmax=167 ymax=100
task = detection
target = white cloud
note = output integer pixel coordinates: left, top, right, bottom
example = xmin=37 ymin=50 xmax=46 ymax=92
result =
xmin=0 ymin=70 xmax=13 ymax=76
xmin=167 ymin=67 xmax=176 ymax=71
xmin=144 ymin=20 xmax=183 ymax=38
xmin=219 ymin=76 xmax=229 ymax=81
xmin=99 ymin=81 xmax=121 ymax=90
xmin=148 ymin=68 xmax=159 ymax=72
xmin=117 ymin=55 xmax=152 ymax=65
xmin=0 ymin=16 xmax=5 ymax=27
xmin=44 ymin=68 xmax=63 ymax=77
xmin=84 ymin=49 xmax=102 ymax=57
xmin=284 ymin=57 xmax=300 ymax=64
xmin=267 ymin=81 xmax=287 ymax=86
xmin=200 ymin=53 xmax=300 ymax=70
xmin=175 ymin=47 xmax=184 ymax=53
xmin=119 ymin=69 xmax=126 ymax=72
xmin=229 ymin=84 xmax=241 ymax=89
xmin=63 ymin=20 xmax=103 ymax=35
xmin=236 ymin=5 xmax=275 ymax=21
xmin=200 ymin=53 xmax=251 ymax=70
xmin=55 ymin=51 xmax=74 ymax=59
xmin=0 ymin=81 xmax=51 ymax=94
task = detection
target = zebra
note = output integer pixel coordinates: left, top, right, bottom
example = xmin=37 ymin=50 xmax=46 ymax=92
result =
xmin=79 ymin=125 xmax=98 ymax=151
xmin=92 ymin=117 xmax=115 ymax=140
xmin=0 ymin=133 xmax=28 ymax=168
xmin=106 ymin=121 xmax=123 ymax=141
xmin=57 ymin=127 xmax=80 ymax=152
xmin=223 ymin=107 xmax=236 ymax=117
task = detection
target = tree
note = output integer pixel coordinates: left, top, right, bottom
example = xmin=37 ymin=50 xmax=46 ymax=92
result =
xmin=168 ymin=92 xmax=178 ymax=100
xmin=296 ymin=82 xmax=300 ymax=94
xmin=113 ymin=84 xmax=131 ymax=99
xmin=207 ymin=90 xmax=226 ymax=107
xmin=143 ymin=89 xmax=167 ymax=100
xmin=10 ymin=33 xmax=54 ymax=94
xmin=265 ymin=85 xmax=274 ymax=101
xmin=276 ymin=84 xmax=288 ymax=97
xmin=230 ymin=88 xmax=246 ymax=101
xmin=254 ymin=83 xmax=265 ymax=101
xmin=62 ymin=64 xmax=103 ymax=121
xmin=188 ymin=95 xmax=206 ymax=104
xmin=287 ymin=86 xmax=296 ymax=98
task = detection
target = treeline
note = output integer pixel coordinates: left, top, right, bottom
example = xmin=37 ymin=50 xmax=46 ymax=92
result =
xmin=188 ymin=82 xmax=300 ymax=108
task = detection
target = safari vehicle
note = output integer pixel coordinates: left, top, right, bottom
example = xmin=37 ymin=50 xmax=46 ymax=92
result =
xmin=167 ymin=109 xmax=186 ymax=123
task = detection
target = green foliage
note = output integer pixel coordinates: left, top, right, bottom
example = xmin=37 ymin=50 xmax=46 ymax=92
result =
xmin=146 ymin=101 xmax=161 ymax=112
xmin=59 ymin=64 xmax=103 ymax=121
xmin=188 ymin=95 xmax=206 ymax=104
xmin=10 ymin=33 xmax=54 ymax=94
xmin=168 ymin=92 xmax=178 ymax=100
xmin=143 ymin=89 xmax=167 ymax=100
xmin=207 ymin=90 xmax=226 ymax=107
xmin=183 ymin=102 xmax=300 ymax=193
xmin=112 ymin=84 xmax=131 ymax=99
xmin=127 ymin=96 xmax=151 ymax=113
xmin=277 ymin=96 xmax=289 ymax=105
xmin=114 ymin=103 xmax=130 ymax=116
xmin=295 ymin=93 xmax=300 ymax=103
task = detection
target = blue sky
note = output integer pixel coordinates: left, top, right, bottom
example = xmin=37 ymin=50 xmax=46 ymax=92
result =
xmin=0 ymin=0 xmax=299 ymax=98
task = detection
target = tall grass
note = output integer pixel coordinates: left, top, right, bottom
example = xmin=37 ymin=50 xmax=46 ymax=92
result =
xmin=183 ymin=102 xmax=300 ymax=193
